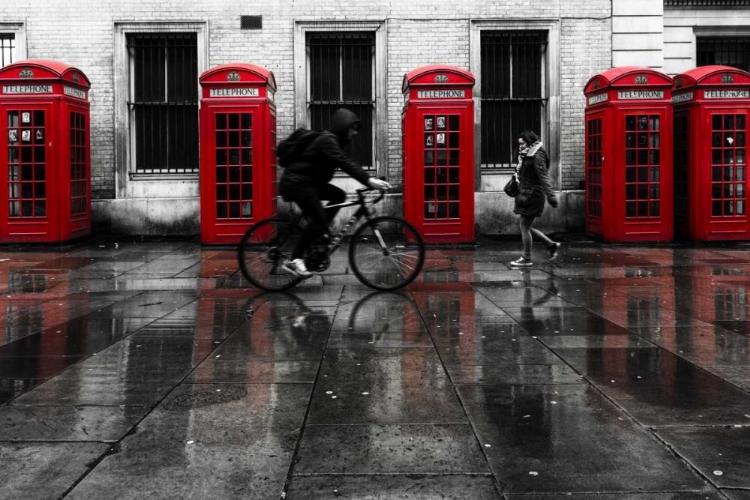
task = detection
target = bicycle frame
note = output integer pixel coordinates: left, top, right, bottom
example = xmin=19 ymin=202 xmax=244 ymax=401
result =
xmin=322 ymin=189 xmax=381 ymax=254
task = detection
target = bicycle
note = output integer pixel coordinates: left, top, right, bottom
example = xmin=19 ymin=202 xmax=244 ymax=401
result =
xmin=237 ymin=187 xmax=425 ymax=291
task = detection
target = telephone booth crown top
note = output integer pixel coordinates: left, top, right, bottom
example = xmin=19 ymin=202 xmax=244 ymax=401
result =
xmin=584 ymin=67 xmax=673 ymax=95
xmin=199 ymin=62 xmax=276 ymax=100
xmin=673 ymin=65 xmax=750 ymax=90
xmin=0 ymin=59 xmax=91 ymax=89
xmin=584 ymin=67 xmax=672 ymax=108
xmin=402 ymin=65 xmax=474 ymax=101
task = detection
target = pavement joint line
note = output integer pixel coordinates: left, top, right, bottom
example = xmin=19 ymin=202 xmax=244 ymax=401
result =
xmin=54 ymin=290 xmax=243 ymax=499
xmin=280 ymin=285 xmax=346 ymax=498
xmin=409 ymin=283 xmax=506 ymax=498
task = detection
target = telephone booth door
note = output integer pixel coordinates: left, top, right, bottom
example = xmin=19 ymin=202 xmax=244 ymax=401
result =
xmin=672 ymin=66 xmax=750 ymax=241
xmin=402 ymin=65 xmax=475 ymax=244
xmin=584 ymin=67 xmax=673 ymax=242
xmin=199 ymin=63 xmax=277 ymax=245
xmin=0 ymin=60 xmax=91 ymax=243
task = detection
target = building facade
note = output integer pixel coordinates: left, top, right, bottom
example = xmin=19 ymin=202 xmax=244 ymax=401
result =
xmin=0 ymin=1 xmax=746 ymax=236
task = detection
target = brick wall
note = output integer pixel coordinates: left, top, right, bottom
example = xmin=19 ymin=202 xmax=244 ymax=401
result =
xmin=1 ymin=0 xmax=612 ymax=199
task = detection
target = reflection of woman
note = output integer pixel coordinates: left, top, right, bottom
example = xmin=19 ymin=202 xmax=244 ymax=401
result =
xmin=511 ymin=131 xmax=560 ymax=268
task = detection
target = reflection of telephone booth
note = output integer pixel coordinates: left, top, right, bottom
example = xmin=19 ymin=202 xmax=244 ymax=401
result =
xmin=584 ymin=67 xmax=673 ymax=242
xmin=672 ymin=66 xmax=750 ymax=241
xmin=199 ymin=63 xmax=277 ymax=245
xmin=402 ymin=65 xmax=475 ymax=243
xmin=0 ymin=60 xmax=91 ymax=243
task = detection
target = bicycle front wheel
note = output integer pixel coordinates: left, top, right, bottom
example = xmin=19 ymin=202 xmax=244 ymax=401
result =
xmin=238 ymin=218 xmax=303 ymax=291
xmin=349 ymin=216 xmax=425 ymax=290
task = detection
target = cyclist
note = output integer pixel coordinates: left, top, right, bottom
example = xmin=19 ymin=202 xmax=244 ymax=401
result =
xmin=278 ymin=108 xmax=391 ymax=277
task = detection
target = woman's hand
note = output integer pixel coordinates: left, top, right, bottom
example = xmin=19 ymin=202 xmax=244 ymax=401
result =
xmin=548 ymin=194 xmax=559 ymax=208
xmin=368 ymin=178 xmax=392 ymax=190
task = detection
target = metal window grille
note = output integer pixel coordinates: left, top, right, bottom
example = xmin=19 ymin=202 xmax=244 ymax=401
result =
xmin=698 ymin=37 xmax=750 ymax=72
xmin=306 ymin=32 xmax=375 ymax=171
xmin=480 ymin=30 xmax=548 ymax=169
xmin=240 ymin=16 xmax=263 ymax=30
xmin=0 ymin=33 xmax=15 ymax=67
xmin=127 ymin=33 xmax=199 ymax=174
xmin=666 ymin=0 xmax=750 ymax=7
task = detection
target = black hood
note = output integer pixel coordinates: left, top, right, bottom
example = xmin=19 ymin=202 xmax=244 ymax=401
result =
xmin=328 ymin=108 xmax=360 ymax=145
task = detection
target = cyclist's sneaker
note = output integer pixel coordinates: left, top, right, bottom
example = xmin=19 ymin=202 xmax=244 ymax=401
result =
xmin=281 ymin=258 xmax=313 ymax=278
xmin=510 ymin=256 xmax=533 ymax=267
xmin=548 ymin=242 xmax=561 ymax=261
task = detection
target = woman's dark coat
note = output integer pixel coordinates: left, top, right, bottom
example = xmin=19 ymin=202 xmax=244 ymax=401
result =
xmin=513 ymin=146 xmax=554 ymax=218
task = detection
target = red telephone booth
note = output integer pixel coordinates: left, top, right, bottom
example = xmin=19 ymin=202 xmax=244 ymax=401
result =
xmin=199 ymin=63 xmax=277 ymax=245
xmin=402 ymin=65 xmax=475 ymax=243
xmin=672 ymin=66 xmax=750 ymax=241
xmin=0 ymin=60 xmax=91 ymax=243
xmin=583 ymin=67 xmax=674 ymax=242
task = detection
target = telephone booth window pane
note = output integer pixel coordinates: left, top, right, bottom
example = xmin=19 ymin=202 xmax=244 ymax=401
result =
xmin=710 ymin=113 xmax=747 ymax=218
xmin=7 ymin=109 xmax=47 ymax=219
xmin=586 ymin=117 xmax=603 ymax=218
xmin=215 ymin=112 xmax=253 ymax=220
xmin=624 ymin=114 xmax=661 ymax=218
xmin=70 ymin=112 xmax=88 ymax=216
xmin=423 ymin=113 xmax=460 ymax=220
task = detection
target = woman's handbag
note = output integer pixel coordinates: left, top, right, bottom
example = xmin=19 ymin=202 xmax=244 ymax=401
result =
xmin=504 ymin=174 xmax=519 ymax=197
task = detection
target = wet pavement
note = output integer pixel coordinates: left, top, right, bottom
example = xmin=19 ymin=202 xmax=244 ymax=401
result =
xmin=0 ymin=236 xmax=749 ymax=499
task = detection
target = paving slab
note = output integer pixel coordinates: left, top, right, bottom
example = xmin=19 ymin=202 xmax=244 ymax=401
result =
xmin=556 ymin=347 xmax=750 ymax=426
xmin=0 ymin=378 xmax=40 ymax=405
xmin=0 ymin=405 xmax=147 ymax=441
xmin=65 ymin=383 xmax=309 ymax=500
xmin=188 ymin=357 xmax=320 ymax=384
xmin=458 ymin=384 xmax=710 ymax=494
xmin=656 ymin=427 xmax=750 ymax=489
xmin=286 ymin=475 xmax=501 ymax=499
xmin=0 ymin=442 xmax=109 ymax=500
xmin=295 ymin=424 xmax=490 ymax=475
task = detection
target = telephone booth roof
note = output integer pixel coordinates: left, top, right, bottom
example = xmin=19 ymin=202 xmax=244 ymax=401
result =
xmin=0 ymin=59 xmax=91 ymax=88
xmin=673 ymin=65 xmax=750 ymax=89
xmin=199 ymin=62 xmax=277 ymax=91
xmin=584 ymin=66 xmax=672 ymax=95
xmin=402 ymin=65 xmax=475 ymax=92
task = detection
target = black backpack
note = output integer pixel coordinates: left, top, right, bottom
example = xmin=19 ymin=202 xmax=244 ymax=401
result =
xmin=277 ymin=127 xmax=321 ymax=168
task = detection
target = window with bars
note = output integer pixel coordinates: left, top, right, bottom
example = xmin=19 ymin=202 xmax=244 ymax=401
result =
xmin=480 ymin=30 xmax=548 ymax=169
xmin=306 ymin=32 xmax=374 ymax=170
xmin=127 ymin=33 xmax=198 ymax=174
xmin=0 ymin=33 xmax=15 ymax=67
xmin=697 ymin=37 xmax=750 ymax=72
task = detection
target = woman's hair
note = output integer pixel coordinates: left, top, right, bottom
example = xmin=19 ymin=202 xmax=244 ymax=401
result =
xmin=517 ymin=130 xmax=539 ymax=146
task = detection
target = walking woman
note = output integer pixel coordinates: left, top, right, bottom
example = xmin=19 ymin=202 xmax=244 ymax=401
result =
xmin=510 ymin=131 xmax=560 ymax=267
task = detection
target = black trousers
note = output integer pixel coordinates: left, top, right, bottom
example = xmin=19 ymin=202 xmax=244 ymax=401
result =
xmin=288 ymin=183 xmax=347 ymax=259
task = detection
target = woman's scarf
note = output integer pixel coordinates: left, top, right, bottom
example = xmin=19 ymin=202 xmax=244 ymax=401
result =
xmin=516 ymin=141 xmax=544 ymax=172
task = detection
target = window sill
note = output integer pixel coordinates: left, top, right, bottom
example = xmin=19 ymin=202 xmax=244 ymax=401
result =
xmin=129 ymin=173 xmax=199 ymax=181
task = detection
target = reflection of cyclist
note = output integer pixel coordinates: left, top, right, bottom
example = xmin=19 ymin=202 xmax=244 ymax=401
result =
xmin=278 ymin=109 xmax=391 ymax=277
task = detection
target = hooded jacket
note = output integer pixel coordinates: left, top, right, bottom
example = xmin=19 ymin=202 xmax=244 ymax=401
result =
xmin=279 ymin=109 xmax=371 ymax=192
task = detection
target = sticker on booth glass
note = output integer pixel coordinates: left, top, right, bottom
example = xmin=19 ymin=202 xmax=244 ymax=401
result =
xmin=425 ymin=134 xmax=434 ymax=147
xmin=35 ymin=130 xmax=44 ymax=141
xmin=424 ymin=118 xmax=433 ymax=131
xmin=437 ymin=133 xmax=446 ymax=145
xmin=21 ymin=112 xmax=31 ymax=124
xmin=437 ymin=116 xmax=446 ymax=130
xmin=21 ymin=130 xmax=31 ymax=142
xmin=8 ymin=130 xmax=18 ymax=143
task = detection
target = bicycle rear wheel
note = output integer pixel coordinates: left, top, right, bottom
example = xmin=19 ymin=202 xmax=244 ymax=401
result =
xmin=349 ymin=216 xmax=425 ymax=290
xmin=238 ymin=218 xmax=303 ymax=291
